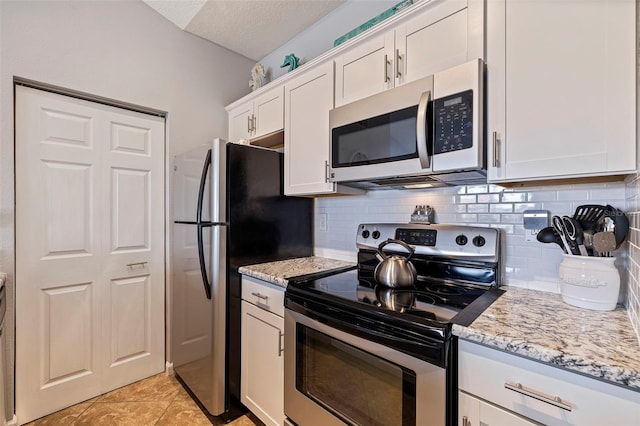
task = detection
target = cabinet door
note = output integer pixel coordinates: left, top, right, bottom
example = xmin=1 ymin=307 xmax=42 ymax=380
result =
xmin=334 ymin=33 xmax=394 ymax=107
xmin=398 ymin=0 xmax=474 ymax=86
xmin=458 ymin=391 xmax=480 ymax=426
xmin=228 ymin=102 xmax=253 ymax=141
xmin=241 ymin=301 xmax=284 ymax=426
xmin=488 ymin=0 xmax=636 ymax=182
xmin=254 ymin=86 xmax=284 ymax=138
xmin=284 ymin=62 xmax=336 ymax=195
xmin=460 ymin=392 xmax=537 ymax=426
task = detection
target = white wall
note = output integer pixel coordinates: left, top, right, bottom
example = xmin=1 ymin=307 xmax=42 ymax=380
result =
xmin=259 ymin=0 xmax=398 ymax=81
xmin=0 ymin=0 xmax=253 ymax=417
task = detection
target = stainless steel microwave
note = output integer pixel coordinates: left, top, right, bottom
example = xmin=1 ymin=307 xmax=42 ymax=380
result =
xmin=329 ymin=59 xmax=485 ymax=190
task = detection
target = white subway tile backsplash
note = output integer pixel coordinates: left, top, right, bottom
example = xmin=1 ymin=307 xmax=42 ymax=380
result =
xmin=490 ymin=204 xmax=513 ymax=213
xmin=499 ymin=214 xmax=523 ymax=224
xmin=316 ymin=180 xmax=627 ymax=298
xmin=466 ymin=184 xmax=489 ymax=194
xmin=501 ymin=192 xmax=526 ymax=203
xmin=527 ymin=191 xmax=557 ymax=202
xmin=623 ymin=172 xmax=640 ymax=343
xmin=488 ymin=184 xmax=504 ymax=193
xmin=590 ymin=187 xmax=627 ymax=201
xmin=557 ymin=189 xmax=591 ymax=201
xmin=457 ymin=213 xmax=478 ymax=222
xmin=514 ymin=203 xmax=540 ymax=213
xmin=477 ymin=193 xmax=500 ymax=203
xmin=477 ymin=213 xmax=501 ymax=223
xmin=458 ymin=194 xmax=477 ymax=204
xmin=467 ymin=204 xmax=489 ymax=213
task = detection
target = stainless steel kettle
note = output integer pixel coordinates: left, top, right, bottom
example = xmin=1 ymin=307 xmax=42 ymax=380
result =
xmin=374 ymin=239 xmax=417 ymax=288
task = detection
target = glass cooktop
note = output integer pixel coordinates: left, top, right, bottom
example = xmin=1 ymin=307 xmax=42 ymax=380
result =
xmin=287 ymin=268 xmax=495 ymax=325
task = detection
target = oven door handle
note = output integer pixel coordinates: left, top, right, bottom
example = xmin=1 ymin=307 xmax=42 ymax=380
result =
xmin=350 ymin=321 xmax=443 ymax=351
xmin=303 ymin=305 xmax=444 ymax=351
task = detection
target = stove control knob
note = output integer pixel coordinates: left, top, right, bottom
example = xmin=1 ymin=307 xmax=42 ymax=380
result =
xmin=455 ymin=234 xmax=468 ymax=246
xmin=372 ymin=230 xmax=381 ymax=239
xmin=473 ymin=235 xmax=486 ymax=247
xmin=361 ymin=230 xmax=370 ymax=239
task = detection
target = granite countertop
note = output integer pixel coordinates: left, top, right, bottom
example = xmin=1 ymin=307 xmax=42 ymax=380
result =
xmin=453 ymin=286 xmax=640 ymax=391
xmin=238 ymin=256 xmax=356 ymax=287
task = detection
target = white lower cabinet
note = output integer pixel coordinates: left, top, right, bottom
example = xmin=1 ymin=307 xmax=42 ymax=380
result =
xmin=458 ymin=339 xmax=640 ymax=426
xmin=459 ymin=391 xmax=536 ymax=426
xmin=241 ymin=277 xmax=285 ymax=426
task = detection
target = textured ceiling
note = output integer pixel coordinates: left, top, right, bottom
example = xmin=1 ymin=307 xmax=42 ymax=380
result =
xmin=144 ymin=0 xmax=345 ymax=60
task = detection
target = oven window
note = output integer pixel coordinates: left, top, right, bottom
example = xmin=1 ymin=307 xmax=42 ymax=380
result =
xmin=331 ymin=105 xmax=418 ymax=168
xmin=296 ymin=324 xmax=416 ymax=426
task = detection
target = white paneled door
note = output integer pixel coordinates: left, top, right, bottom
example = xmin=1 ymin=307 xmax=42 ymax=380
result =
xmin=15 ymin=86 xmax=165 ymax=424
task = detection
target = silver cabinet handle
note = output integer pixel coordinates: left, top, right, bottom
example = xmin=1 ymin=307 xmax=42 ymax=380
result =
xmin=462 ymin=416 xmax=469 ymax=426
xmin=324 ymin=160 xmax=330 ymax=183
xmin=504 ymin=381 xmax=572 ymax=411
xmin=278 ymin=331 xmax=284 ymax=356
xmin=383 ymin=54 xmax=390 ymax=83
xmin=492 ymin=131 xmax=500 ymax=167
xmin=395 ymin=49 xmax=402 ymax=78
xmin=247 ymin=115 xmax=251 ymax=133
xmin=251 ymin=292 xmax=268 ymax=302
xmin=251 ymin=115 xmax=256 ymax=133
xmin=126 ymin=261 xmax=148 ymax=269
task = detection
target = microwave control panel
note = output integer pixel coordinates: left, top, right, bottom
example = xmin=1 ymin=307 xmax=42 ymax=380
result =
xmin=433 ymin=89 xmax=473 ymax=154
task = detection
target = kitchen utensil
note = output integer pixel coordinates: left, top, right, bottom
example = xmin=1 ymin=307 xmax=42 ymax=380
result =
xmin=552 ymin=216 xmax=576 ymax=255
xmin=536 ymin=226 xmax=567 ymax=252
xmin=572 ymin=204 xmax=606 ymax=225
xmin=562 ymin=216 xmax=588 ymax=256
xmin=592 ymin=232 xmax=616 ymax=256
xmin=604 ymin=205 xmax=629 ymax=249
xmin=374 ymin=239 xmax=417 ymax=288
xmin=583 ymin=229 xmax=597 ymax=256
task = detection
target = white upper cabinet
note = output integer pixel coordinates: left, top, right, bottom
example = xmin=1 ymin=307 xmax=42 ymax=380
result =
xmin=487 ymin=0 xmax=636 ymax=182
xmin=228 ymin=86 xmax=284 ymax=142
xmin=334 ymin=0 xmax=484 ymax=107
xmin=284 ymin=62 xmax=364 ymax=196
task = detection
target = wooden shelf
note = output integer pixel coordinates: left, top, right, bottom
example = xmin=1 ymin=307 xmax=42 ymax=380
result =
xmin=249 ymin=130 xmax=284 ymax=150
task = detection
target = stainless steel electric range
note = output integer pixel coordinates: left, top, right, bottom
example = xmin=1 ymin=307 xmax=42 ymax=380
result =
xmin=284 ymin=223 xmax=504 ymax=426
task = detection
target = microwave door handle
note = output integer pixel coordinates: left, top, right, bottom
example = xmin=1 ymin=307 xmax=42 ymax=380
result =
xmin=416 ymin=90 xmax=431 ymax=169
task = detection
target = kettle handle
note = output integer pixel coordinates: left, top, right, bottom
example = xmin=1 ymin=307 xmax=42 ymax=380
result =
xmin=377 ymin=239 xmax=415 ymax=261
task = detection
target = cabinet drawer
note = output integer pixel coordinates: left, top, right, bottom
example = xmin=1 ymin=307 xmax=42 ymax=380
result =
xmin=242 ymin=276 xmax=285 ymax=317
xmin=458 ymin=340 xmax=640 ymax=425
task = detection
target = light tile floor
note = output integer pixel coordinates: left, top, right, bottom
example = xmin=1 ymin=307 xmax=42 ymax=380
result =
xmin=26 ymin=373 xmax=263 ymax=425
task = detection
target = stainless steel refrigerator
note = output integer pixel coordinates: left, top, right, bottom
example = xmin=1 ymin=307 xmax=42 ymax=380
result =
xmin=171 ymin=139 xmax=313 ymax=419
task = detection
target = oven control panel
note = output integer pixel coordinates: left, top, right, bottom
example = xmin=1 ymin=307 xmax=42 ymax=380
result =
xmin=356 ymin=223 xmax=499 ymax=261
xmin=395 ymin=228 xmax=437 ymax=246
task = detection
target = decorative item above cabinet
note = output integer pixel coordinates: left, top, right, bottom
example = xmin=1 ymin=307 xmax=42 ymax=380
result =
xmin=486 ymin=0 xmax=636 ymax=184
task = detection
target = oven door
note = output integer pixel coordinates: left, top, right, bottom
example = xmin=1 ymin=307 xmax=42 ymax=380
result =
xmin=284 ymin=308 xmax=446 ymax=426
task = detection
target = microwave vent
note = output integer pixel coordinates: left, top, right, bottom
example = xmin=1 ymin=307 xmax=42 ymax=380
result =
xmin=370 ymin=176 xmax=442 ymax=186
xmin=335 ymin=169 xmax=488 ymax=191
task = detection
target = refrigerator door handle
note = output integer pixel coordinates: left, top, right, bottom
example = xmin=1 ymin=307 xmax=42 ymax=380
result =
xmin=197 ymin=223 xmax=212 ymax=300
xmin=196 ymin=148 xmax=213 ymax=299
xmin=196 ymin=149 xmax=212 ymax=224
